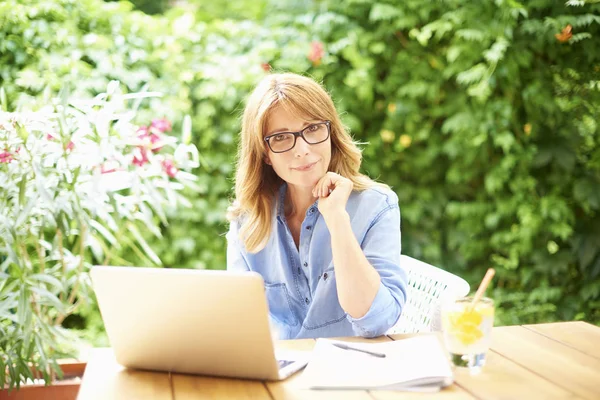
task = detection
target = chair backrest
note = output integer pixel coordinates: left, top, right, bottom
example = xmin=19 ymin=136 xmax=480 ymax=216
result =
xmin=387 ymin=255 xmax=470 ymax=334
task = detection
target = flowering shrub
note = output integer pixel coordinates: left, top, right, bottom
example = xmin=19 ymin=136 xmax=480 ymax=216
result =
xmin=0 ymin=82 xmax=199 ymax=389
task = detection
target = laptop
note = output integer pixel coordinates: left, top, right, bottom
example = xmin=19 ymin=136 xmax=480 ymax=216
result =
xmin=90 ymin=266 xmax=309 ymax=380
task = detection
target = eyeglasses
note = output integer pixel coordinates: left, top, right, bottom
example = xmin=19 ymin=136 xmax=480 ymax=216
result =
xmin=264 ymin=121 xmax=331 ymax=153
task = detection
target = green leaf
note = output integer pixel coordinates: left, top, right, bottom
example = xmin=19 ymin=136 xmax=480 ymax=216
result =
xmin=578 ymin=235 xmax=600 ymax=271
xmin=28 ymin=274 xmax=64 ymax=292
xmin=533 ymin=148 xmax=553 ymax=167
xmin=18 ymin=177 xmax=27 ymax=208
xmin=88 ymin=234 xmax=105 ymax=262
xmin=589 ymin=256 xmax=600 ymax=280
xmin=441 ymin=112 xmax=472 ymax=134
xmin=493 ymin=131 xmax=516 ymax=153
xmin=570 ymin=32 xmax=592 ymax=43
xmin=182 ymin=115 xmax=192 ymax=144
xmin=0 ymin=86 xmax=7 ymax=111
xmin=457 ymin=63 xmax=488 ymax=85
xmin=17 ymin=286 xmax=28 ymax=325
xmin=0 ymin=279 xmax=19 ymax=298
xmin=126 ymin=223 xmax=162 ymax=266
xmin=131 ymin=82 xmax=150 ymax=112
xmin=0 ymin=354 xmax=6 ymax=389
xmin=89 ymin=220 xmax=118 ymax=246
xmin=483 ymin=37 xmax=509 ymax=63
xmin=15 ymin=197 xmax=37 ymax=228
xmin=573 ymin=179 xmax=600 ymax=210
xmin=29 ymin=287 xmax=66 ymax=313
xmin=456 ymin=29 xmax=486 ymax=42
xmin=369 ymin=4 xmax=401 ymax=21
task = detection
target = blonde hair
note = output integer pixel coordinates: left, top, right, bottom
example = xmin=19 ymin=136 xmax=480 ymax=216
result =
xmin=228 ymin=73 xmax=385 ymax=253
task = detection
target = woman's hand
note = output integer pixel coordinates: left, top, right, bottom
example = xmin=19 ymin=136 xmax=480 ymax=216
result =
xmin=313 ymin=172 xmax=353 ymax=221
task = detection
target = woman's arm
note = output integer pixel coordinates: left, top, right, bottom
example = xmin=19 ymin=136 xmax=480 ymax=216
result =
xmin=314 ymin=172 xmax=405 ymax=326
xmin=324 ymin=210 xmax=381 ymax=318
xmin=226 ymin=221 xmax=250 ymax=272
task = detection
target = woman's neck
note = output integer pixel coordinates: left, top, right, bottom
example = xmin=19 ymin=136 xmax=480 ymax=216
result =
xmin=284 ymin=184 xmax=317 ymax=220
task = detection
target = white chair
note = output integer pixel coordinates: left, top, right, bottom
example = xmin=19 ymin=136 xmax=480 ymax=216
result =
xmin=387 ymin=255 xmax=470 ymax=334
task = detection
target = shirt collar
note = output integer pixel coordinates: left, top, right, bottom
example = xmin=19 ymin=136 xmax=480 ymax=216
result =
xmin=276 ymin=183 xmax=287 ymax=223
xmin=276 ymin=182 xmax=319 ymax=224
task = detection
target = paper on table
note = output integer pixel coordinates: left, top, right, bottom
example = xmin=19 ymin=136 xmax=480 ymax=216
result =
xmin=298 ymin=335 xmax=453 ymax=391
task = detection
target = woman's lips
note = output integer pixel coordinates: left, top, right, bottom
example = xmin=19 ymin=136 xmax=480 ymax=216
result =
xmin=292 ymin=161 xmax=318 ymax=171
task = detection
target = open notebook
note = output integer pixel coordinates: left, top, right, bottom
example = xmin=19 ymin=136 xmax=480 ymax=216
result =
xmin=299 ymin=335 xmax=453 ymax=391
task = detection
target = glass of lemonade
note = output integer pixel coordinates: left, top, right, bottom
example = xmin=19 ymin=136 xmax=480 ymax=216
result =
xmin=441 ymin=296 xmax=494 ymax=374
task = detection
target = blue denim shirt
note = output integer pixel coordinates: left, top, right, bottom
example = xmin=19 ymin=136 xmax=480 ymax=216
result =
xmin=226 ymin=184 xmax=407 ymax=340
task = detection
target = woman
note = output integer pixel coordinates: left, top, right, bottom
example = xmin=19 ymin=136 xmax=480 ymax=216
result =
xmin=227 ymin=73 xmax=407 ymax=339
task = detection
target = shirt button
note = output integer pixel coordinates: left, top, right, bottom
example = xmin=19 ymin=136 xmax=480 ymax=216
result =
xmin=303 ymin=262 xmax=308 ymax=267
xmin=305 ymin=297 xmax=310 ymax=304
xmin=323 ymin=273 xmax=328 ymax=281
xmin=309 ymin=207 xmax=315 ymax=213
xmin=306 ymin=226 xmax=311 ymax=230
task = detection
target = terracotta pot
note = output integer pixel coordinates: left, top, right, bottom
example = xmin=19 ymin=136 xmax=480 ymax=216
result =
xmin=0 ymin=360 xmax=87 ymax=400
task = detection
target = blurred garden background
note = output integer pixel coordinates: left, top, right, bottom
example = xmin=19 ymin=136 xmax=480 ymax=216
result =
xmin=1 ymin=0 xmax=599 ymax=367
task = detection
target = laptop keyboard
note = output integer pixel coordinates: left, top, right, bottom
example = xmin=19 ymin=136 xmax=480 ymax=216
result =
xmin=278 ymin=359 xmax=294 ymax=369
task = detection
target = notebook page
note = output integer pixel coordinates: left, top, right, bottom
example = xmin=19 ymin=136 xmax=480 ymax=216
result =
xmin=299 ymin=335 xmax=453 ymax=390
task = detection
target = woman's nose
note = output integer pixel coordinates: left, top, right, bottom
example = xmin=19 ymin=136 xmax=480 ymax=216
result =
xmin=293 ymin=136 xmax=311 ymax=156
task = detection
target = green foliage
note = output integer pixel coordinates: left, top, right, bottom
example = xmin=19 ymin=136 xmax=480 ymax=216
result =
xmin=305 ymin=0 xmax=600 ymax=324
xmin=0 ymin=84 xmax=198 ymax=389
xmin=107 ymin=0 xmax=171 ymax=15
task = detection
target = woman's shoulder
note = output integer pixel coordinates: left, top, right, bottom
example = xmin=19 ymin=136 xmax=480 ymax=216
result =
xmin=226 ymin=211 xmax=248 ymax=240
xmin=350 ymin=185 xmax=399 ymax=208
xmin=346 ymin=185 xmax=399 ymax=223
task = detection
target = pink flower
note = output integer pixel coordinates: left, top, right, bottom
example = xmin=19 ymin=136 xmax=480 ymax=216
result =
xmin=100 ymin=163 xmax=117 ymax=174
xmin=308 ymin=41 xmax=324 ymax=65
xmin=137 ymin=126 xmax=149 ymax=136
xmin=150 ymin=118 xmax=172 ymax=133
xmin=0 ymin=151 xmax=13 ymax=164
xmin=162 ymin=159 xmax=178 ymax=178
xmin=46 ymin=134 xmax=74 ymax=151
xmin=132 ymin=147 xmax=149 ymax=167
xmin=138 ymin=126 xmax=163 ymax=153
xmin=261 ymin=63 xmax=272 ymax=72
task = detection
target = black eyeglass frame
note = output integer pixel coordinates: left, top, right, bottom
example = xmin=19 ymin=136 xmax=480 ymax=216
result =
xmin=263 ymin=120 xmax=331 ymax=153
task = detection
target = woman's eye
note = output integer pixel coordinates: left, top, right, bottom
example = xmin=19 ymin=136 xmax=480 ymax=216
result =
xmin=307 ymin=124 xmax=319 ymax=132
xmin=274 ymin=135 xmax=287 ymax=141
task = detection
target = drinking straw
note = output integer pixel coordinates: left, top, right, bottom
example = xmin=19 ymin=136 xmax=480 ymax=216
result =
xmin=470 ymin=268 xmax=495 ymax=309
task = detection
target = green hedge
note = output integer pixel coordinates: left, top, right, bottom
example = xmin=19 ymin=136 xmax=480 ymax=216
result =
xmin=302 ymin=0 xmax=600 ymax=324
xmin=2 ymin=0 xmax=599 ymax=333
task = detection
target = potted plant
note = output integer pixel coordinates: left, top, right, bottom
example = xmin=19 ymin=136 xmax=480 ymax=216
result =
xmin=0 ymin=82 xmax=199 ymax=398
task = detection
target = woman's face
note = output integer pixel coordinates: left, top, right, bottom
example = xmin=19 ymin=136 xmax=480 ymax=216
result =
xmin=264 ymin=106 xmax=331 ymax=190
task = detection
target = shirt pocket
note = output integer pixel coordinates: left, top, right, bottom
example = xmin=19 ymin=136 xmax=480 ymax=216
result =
xmin=302 ymin=268 xmax=347 ymax=330
xmin=264 ymin=282 xmax=299 ymax=327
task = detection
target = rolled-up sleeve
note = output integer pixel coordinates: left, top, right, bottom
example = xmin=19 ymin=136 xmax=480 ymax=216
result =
xmin=346 ymin=204 xmax=407 ymax=337
xmin=226 ymin=221 xmax=250 ymax=272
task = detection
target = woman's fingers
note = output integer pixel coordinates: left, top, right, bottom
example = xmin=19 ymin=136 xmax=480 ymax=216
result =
xmin=320 ymin=176 xmax=329 ymax=197
xmin=313 ymin=174 xmax=327 ymax=197
xmin=313 ymin=172 xmax=345 ymax=198
xmin=321 ymin=173 xmax=336 ymax=197
xmin=326 ymin=173 xmax=342 ymax=196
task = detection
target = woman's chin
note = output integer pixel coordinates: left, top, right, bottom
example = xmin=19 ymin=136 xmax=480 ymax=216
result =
xmin=288 ymin=174 xmax=322 ymax=189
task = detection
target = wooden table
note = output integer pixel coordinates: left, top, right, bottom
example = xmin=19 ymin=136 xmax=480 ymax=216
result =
xmin=77 ymin=321 xmax=600 ymax=399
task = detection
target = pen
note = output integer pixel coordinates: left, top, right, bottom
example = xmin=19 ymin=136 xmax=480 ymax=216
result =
xmin=332 ymin=342 xmax=386 ymax=358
